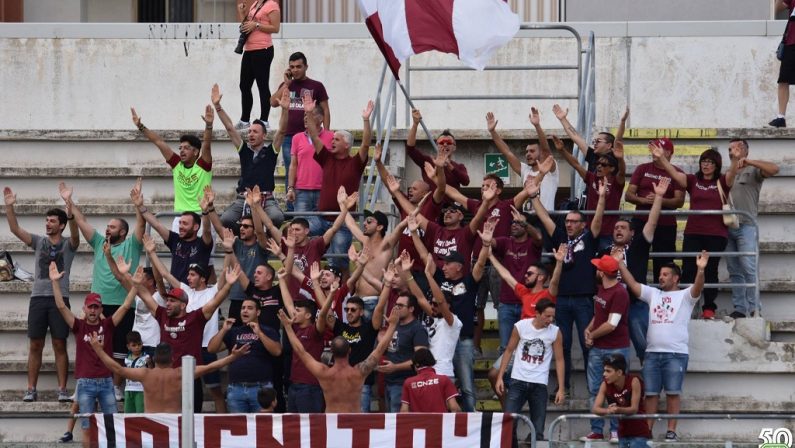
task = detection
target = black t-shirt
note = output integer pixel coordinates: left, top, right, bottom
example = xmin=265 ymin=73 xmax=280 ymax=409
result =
xmin=223 ymin=324 xmax=279 ymax=383
xmin=333 ymin=319 xmax=378 ymax=385
xmin=552 ymin=226 xmax=597 ymax=296
xmin=599 ymin=235 xmax=652 ymax=303
xmin=435 ymin=272 xmax=479 ymax=339
xmin=237 ymin=143 xmax=278 ymax=193
xmin=245 ymin=283 xmax=283 ymax=331
xmin=385 ymin=319 xmax=429 ymax=385
xmin=166 ymin=231 xmax=213 ymax=284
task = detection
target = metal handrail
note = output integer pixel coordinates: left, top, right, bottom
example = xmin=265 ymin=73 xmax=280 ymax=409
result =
xmin=548 ymin=413 xmax=795 ymax=447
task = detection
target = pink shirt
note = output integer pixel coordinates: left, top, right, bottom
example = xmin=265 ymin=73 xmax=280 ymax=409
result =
xmin=291 ymin=130 xmax=332 ymax=190
xmin=243 ymin=0 xmax=279 ymax=52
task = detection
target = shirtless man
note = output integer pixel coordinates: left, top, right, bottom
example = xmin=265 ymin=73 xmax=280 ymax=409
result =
xmin=277 ymin=307 xmax=399 ymax=413
xmin=88 ymin=334 xmax=249 ymax=412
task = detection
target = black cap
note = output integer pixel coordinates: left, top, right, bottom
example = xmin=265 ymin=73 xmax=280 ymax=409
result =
xmin=441 ymin=251 xmax=466 ymax=264
xmin=364 ymin=210 xmax=389 ymax=229
xmin=326 ymin=265 xmax=343 ymax=279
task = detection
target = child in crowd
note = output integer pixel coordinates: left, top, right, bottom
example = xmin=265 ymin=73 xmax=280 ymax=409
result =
xmin=123 ymin=331 xmax=151 ymax=413
xmin=258 ymin=387 xmax=278 ymax=413
xmin=592 ymin=354 xmax=652 ymax=448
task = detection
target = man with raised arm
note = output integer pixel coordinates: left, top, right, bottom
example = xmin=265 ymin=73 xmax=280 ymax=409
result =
xmin=552 ymin=103 xmax=616 ymax=172
xmin=4 ymin=186 xmax=78 ymax=403
xmin=487 ymin=108 xmax=559 ymax=210
xmin=90 ymin=336 xmax=249 ymax=413
xmin=304 ymin=94 xmax=373 ymax=270
xmin=406 ymin=108 xmax=469 ymax=189
xmin=211 ymin=83 xmax=285 ymax=230
xmin=49 ymin=262 xmax=135 ymax=443
xmin=279 ymin=303 xmax=398 ymax=413
xmin=61 ymin=180 xmax=145 ymax=400
xmin=525 ymin=175 xmax=606 ymax=398
xmin=618 ymin=251 xmax=709 ymax=443
xmin=130 ymin=103 xmax=214 ymax=232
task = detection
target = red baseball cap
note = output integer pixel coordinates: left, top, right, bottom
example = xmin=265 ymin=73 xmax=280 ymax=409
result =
xmin=650 ymin=137 xmax=674 ymax=154
xmin=591 ymin=255 xmax=619 ymax=275
xmin=166 ymin=288 xmax=189 ymax=304
xmin=84 ymin=293 xmax=102 ymax=307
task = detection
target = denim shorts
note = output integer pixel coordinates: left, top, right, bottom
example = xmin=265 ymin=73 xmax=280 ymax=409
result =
xmin=643 ymin=352 xmax=688 ymax=395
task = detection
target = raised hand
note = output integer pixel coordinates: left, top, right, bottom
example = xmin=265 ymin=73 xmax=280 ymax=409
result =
xmin=3 ymin=187 xmax=15 ymax=207
xmin=310 ymin=262 xmax=321 ymax=282
xmin=58 ymin=182 xmax=73 ymax=203
xmin=552 ymin=243 xmax=567 ymax=263
xmin=387 ymin=305 xmax=400 ymax=327
xmin=142 ymin=233 xmax=156 ymax=253
xmin=358 ymin=244 xmax=372 ymax=264
xmin=223 ymin=317 xmax=236 ymax=331
xmin=529 ymin=107 xmax=541 ymax=126
xmin=620 ymin=106 xmax=630 ymax=122
xmin=486 ymin=112 xmax=498 ymax=132
xmin=362 ymin=100 xmax=374 ymax=120
xmin=433 ymin=150 xmax=449 ymax=168
xmin=382 ymin=264 xmax=396 ymax=285
xmin=552 ymin=104 xmax=568 ymax=120
xmin=384 ymin=173 xmax=401 ymax=194
xmin=399 ymin=250 xmax=413 ymax=272
xmin=598 ymin=178 xmax=607 ymax=197
xmin=211 ymin=83 xmax=223 ymax=107
xmin=282 ymin=234 xmax=295 ymax=249
xmin=130 ymin=107 xmax=142 ymax=127
xmin=407 ymin=213 xmax=419 ymax=233
xmin=276 ymin=267 xmax=288 ymax=280
xmin=347 ymin=245 xmax=361 ymax=264
xmin=610 ymin=245 xmax=625 ymax=262
xmin=411 ymin=108 xmax=422 ymax=125
xmin=225 ymin=264 xmax=242 ymax=284
xmin=652 ymin=176 xmax=671 ymax=196
xmin=244 ymin=187 xmax=256 ymax=207
xmin=509 ymin=205 xmax=524 ymax=223
xmin=373 ymin=142 xmax=383 ymax=162
xmin=696 ymin=250 xmax=709 ymax=270
xmin=116 ymin=256 xmax=132 ymax=275
xmin=302 ymin=91 xmax=316 ymax=113
xmin=524 ymin=176 xmax=540 ymax=198
xmin=48 ymin=261 xmax=64 ymax=281
xmin=89 ymin=331 xmax=102 ymax=349
xmin=199 ymin=186 xmax=215 ymax=213
xmin=130 ymin=179 xmax=144 ymax=208
xmin=482 ymin=183 xmax=498 ymax=202
xmin=278 ymin=89 xmax=290 ymax=109
xmin=551 ymin=134 xmax=565 ymax=152
xmin=131 ymin=266 xmax=145 ymax=285
xmin=648 ymin=142 xmax=664 ymax=160
xmin=613 ymin=140 xmax=624 ymax=160
xmin=423 ymin=162 xmax=437 ymax=182
xmin=202 ymin=104 xmax=214 ymax=126
xmin=277 ymin=308 xmax=293 ymax=325
xmin=477 ymin=217 xmax=498 ymax=246
xmin=221 ymin=228 xmax=236 ymax=252
xmin=248 ymin=320 xmax=263 ymax=335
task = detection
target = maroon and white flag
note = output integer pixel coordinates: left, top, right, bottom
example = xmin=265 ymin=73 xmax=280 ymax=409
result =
xmin=358 ymin=0 xmax=520 ymax=79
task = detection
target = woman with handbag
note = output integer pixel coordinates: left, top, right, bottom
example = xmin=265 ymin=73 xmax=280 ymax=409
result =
xmin=650 ymin=145 xmax=737 ymax=319
xmin=236 ymin=0 xmax=281 ymax=129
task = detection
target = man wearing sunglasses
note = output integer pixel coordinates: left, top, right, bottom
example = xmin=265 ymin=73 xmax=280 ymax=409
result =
xmin=553 ymin=103 xmax=616 ymax=173
xmin=405 ymin=108 xmax=470 ymax=190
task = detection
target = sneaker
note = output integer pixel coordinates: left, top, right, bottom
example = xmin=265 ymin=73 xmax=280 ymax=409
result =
xmin=114 ymin=385 xmax=123 ymax=402
xmin=729 ymin=311 xmax=746 ymax=319
xmin=609 ymin=431 xmax=619 ymax=443
xmin=234 ymin=120 xmax=250 ymax=130
xmin=473 ymin=347 xmax=484 ymax=359
xmin=58 ymin=432 xmax=73 ymax=443
xmin=702 ymin=309 xmax=715 ymax=320
xmin=22 ymin=388 xmax=37 ymax=402
xmin=665 ymin=430 xmax=678 ymax=442
xmin=58 ymin=388 xmax=72 ymax=403
xmin=579 ymin=432 xmax=604 ymax=442
xmin=768 ymin=117 xmax=786 ymax=128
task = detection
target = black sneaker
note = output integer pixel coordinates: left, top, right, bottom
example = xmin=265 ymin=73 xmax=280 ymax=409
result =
xmin=769 ymin=117 xmax=786 ymax=128
xmin=664 ymin=430 xmax=678 ymax=442
xmin=58 ymin=431 xmax=73 ymax=443
xmin=729 ymin=311 xmax=746 ymax=319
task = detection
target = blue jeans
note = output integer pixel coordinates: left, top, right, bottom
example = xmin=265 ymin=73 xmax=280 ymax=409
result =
xmin=385 ymin=382 xmax=403 ymax=412
xmin=295 ymin=189 xmax=323 ymax=236
xmin=360 ymin=384 xmax=373 ymax=413
xmin=504 ymin=380 xmax=548 ymax=440
xmin=316 ymin=219 xmax=352 ymax=271
xmin=282 ymin=135 xmax=293 ymax=212
xmin=587 ymin=346 xmax=631 ymax=435
xmin=497 ymin=303 xmax=522 ymax=354
xmin=286 ymin=383 xmax=324 ymax=413
xmin=221 ymin=195 xmax=284 ymax=229
xmin=555 ymin=295 xmax=593 ymax=389
xmin=629 ymin=301 xmax=649 ymax=364
xmin=619 ymin=437 xmax=650 ymax=448
xmin=77 ymin=377 xmax=116 ymax=430
xmin=227 ymin=382 xmax=272 ymax=413
xmin=726 ymin=223 xmax=758 ymax=316
xmin=453 ymin=337 xmax=476 ymax=412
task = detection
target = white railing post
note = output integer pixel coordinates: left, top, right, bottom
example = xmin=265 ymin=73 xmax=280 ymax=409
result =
xmin=181 ymin=355 xmax=196 ymax=448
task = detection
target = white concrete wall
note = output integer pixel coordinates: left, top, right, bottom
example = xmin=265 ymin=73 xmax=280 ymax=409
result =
xmin=0 ymin=21 xmax=788 ymax=131
xmin=566 ymin=0 xmax=772 ymax=21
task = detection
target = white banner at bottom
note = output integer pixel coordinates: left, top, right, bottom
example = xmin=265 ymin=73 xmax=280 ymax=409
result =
xmin=92 ymin=412 xmax=517 ymax=448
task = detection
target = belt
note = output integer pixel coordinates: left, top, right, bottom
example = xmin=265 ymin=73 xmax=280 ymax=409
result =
xmin=230 ymin=381 xmax=271 ymax=388
xmin=237 ymin=191 xmax=274 ymax=200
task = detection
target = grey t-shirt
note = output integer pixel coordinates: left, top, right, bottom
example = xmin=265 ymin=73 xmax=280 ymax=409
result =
xmin=29 ymin=234 xmax=77 ymax=298
xmin=385 ymin=319 xmax=429 ymax=385
xmin=229 ymin=239 xmax=270 ymax=301
xmin=730 ymin=166 xmax=764 ymax=225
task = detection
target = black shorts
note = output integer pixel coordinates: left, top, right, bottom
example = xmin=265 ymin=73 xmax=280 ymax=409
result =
xmin=201 ymin=349 xmax=221 ymax=388
xmin=102 ymin=305 xmax=135 ymax=359
xmin=778 ymin=44 xmax=795 ymax=84
xmin=28 ymin=296 xmax=71 ymax=339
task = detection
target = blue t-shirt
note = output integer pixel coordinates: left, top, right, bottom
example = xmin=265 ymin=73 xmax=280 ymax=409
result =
xmin=222 ymin=324 xmax=280 ymax=383
xmin=552 ymin=225 xmax=597 ymax=296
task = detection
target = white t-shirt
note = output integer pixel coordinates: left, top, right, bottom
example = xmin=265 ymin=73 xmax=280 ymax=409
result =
xmin=133 ymin=292 xmax=166 ymax=347
xmin=510 ymin=319 xmax=559 ymax=385
xmin=639 ymin=284 xmax=700 ymax=355
xmin=425 ymin=314 xmax=462 ymax=377
xmin=183 ymin=283 xmax=220 ymax=347
xmin=124 ymin=353 xmax=150 ymax=392
xmin=521 ymin=161 xmax=559 ymax=211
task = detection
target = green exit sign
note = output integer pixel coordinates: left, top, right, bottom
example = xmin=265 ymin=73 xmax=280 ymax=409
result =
xmin=484 ymin=153 xmax=510 ymax=183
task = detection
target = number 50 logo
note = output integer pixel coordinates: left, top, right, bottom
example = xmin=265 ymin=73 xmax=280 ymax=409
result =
xmin=759 ymin=428 xmax=793 ymax=448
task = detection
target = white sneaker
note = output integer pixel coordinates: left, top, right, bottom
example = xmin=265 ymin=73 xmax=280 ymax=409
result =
xmin=609 ymin=430 xmax=619 ymax=443
xmin=234 ymin=120 xmax=250 ymax=130
xmin=114 ymin=385 xmax=123 ymax=402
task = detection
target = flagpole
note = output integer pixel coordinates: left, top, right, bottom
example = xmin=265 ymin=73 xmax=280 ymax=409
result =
xmin=395 ymin=79 xmax=440 ymax=154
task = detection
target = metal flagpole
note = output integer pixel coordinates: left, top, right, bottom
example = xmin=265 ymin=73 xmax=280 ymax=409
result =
xmin=181 ymin=355 xmax=196 ymax=448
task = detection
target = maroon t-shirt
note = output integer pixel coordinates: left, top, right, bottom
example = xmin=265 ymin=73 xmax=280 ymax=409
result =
xmin=585 ymin=172 xmax=624 ymax=237
xmin=492 ymin=236 xmax=541 ymax=304
xmin=684 ymin=174 xmax=731 ymax=238
xmin=156 ymin=307 xmax=208 ymax=367
xmin=290 ymin=323 xmax=324 ymax=385
xmin=400 ymin=367 xmax=459 ymax=412
xmin=466 ymin=198 xmax=513 ymax=256
xmin=786 ymin=1 xmax=795 ymax=46
xmin=72 ymin=318 xmax=115 ymax=379
xmin=629 ymin=162 xmax=685 ymax=227
xmin=405 ymin=144 xmax=469 ymax=189
xmin=283 ymin=237 xmax=327 ymax=300
xmin=592 ymin=282 xmax=630 ymax=349
xmin=280 ymin=77 xmax=329 ymax=136
xmin=604 ymin=374 xmax=653 ymax=438
xmin=423 ymin=221 xmax=476 ymax=274
xmin=314 ymin=150 xmax=367 ymax=220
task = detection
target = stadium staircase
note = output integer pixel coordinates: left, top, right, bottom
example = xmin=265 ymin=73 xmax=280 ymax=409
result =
xmin=0 ymin=127 xmax=794 ymax=446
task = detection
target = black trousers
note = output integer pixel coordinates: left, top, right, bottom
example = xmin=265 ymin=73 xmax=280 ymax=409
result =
xmin=240 ymin=46 xmax=274 ymax=122
xmin=632 ymin=219 xmax=677 ymax=281
xmin=682 ymin=234 xmax=728 ymax=312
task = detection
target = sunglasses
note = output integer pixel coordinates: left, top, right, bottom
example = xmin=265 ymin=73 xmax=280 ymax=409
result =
xmin=393 ymin=303 xmax=408 ymax=309
xmin=344 ymin=307 xmax=360 ymax=313
xmin=596 ymin=162 xmax=614 ymax=168
xmin=239 ymin=223 xmax=254 ymax=229
xmin=592 ymin=138 xmax=607 ymax=144
xmin=437 ymin=138 xmax=455 ymax=146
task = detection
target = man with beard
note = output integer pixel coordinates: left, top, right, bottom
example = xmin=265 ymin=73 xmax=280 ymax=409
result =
xmin=132 ymin=264 xmax=241 ymax=413
xmin=61 ymin=181 xmax=145 ymax=401
xmin=208 ymin=299 xmax=282 ymax=412
xmin=132 ymin=182 xmax=213 ymax=285
xmin=4 ymin=185 xmax=79 ymax=403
